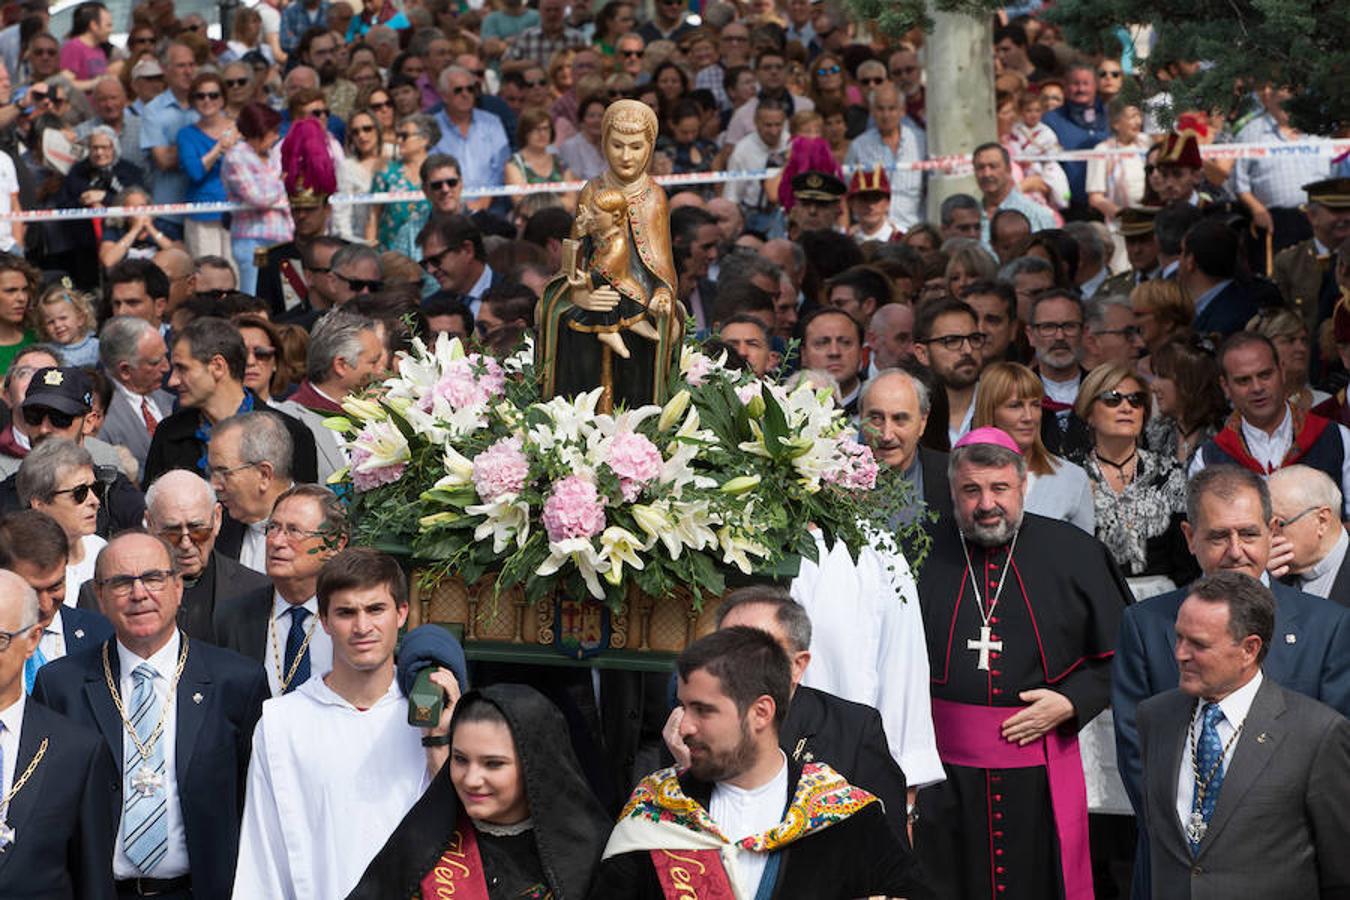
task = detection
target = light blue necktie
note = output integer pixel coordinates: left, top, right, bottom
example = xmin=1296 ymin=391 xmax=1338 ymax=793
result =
xmin=22 ymin=643 xmax=47 ymax=695
xmin=122 ymin=663 xmax=168 ymax=873
xmin=1189 ymin=702 xmax=1226 ymax=855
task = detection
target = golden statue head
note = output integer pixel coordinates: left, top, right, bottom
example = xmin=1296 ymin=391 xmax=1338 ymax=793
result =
xmin=601 ymin=98 xmax=657 ymax=184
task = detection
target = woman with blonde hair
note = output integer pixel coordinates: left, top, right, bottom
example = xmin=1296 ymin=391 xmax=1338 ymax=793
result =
xmin=944 ymin=239 xmax=999 ymax=299
xmin=1130 ymin=279 xmax=1193 ymax=375
xmin=1248 ymin=307 xmax=1328 ymax=410
xmin=973 ymin=361 xmax=1095 ymax=533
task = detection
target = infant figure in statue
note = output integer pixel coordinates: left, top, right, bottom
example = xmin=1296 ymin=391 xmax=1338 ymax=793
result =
xmin=566 ymin=188 xmax=664 ymax=360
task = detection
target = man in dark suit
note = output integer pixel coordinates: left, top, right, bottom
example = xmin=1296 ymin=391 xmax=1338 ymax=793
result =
xmin=0 ymin=568 xmax=117 ymax=899
xmin=860 ymin=367 xmax=952 ymax=536
xmin=1268 ymin=465 xmax=1350 ymax=604
xmin=1181 ymin=219 xmax=1264 ymax=337
xmin=95 ymin=316 xmax=176 ymax=475
xmin=664 ymin=586 xmax=913 ymax=841
xmin=1114 ymin=465 xmax=1350 ymax=899
xmin=32 ymin=531 xmax=269 ymax=900
xmin=1137 ymin=572 xmax=1350 ymax=899
xmin=143 ymin=317 xmax=318 ymax=487
xmin=0 ymin=511 xmax=114 ymax=689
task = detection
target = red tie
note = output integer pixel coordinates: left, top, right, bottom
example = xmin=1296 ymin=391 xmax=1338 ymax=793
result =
xmin=141 ymin=397 xmax=158 ymax=435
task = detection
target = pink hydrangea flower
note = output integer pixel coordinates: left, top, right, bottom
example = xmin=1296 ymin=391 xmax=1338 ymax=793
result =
xmin=542 ymin=476 xmax=606 ymax=542
xmin=473 ymin=436 xmax=530 ymax=501
xmin=606 ymin=431 xmax=663 ymax=501
xmin=422 ymin=355 xmax=506 ymax=411
xmin=348 ymin=446 xmax=407 ymax=492
xmin=824 ymin=441 xmax=879 ymax=491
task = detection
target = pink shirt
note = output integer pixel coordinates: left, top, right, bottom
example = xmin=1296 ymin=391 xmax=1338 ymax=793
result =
xmin=60 ymin=38 xmax=108 ymax=81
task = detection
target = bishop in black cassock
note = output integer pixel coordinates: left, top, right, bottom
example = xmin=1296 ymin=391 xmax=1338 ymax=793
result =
xmin=914 ymin=429 xmax=1129 ymax=900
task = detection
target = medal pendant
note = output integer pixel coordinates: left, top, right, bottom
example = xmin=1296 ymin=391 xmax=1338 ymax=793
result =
xmin=131 ymin=766 xmax=163 ymax=798
xmin=1185 ymin=811 xmax=1207 ymax=844
xmin=0 ymin=821 xmax=14 ymax=852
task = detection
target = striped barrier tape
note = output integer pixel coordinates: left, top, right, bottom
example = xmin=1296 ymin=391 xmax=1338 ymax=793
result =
xmin=1 ymin=138 xmax=1344 ymax=223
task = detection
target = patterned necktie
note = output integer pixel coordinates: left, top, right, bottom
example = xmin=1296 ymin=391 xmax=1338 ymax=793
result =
xmin=283 ymin=606 xmax=312 ymax=694
xmin=1189 ymin=701 xmax=1226 ymax=855
xmin=141 ymin=397 xmax=158 ymax=436
xmin=22 ymin=642 xmax=47 ymax=694
xmin=123 ymin=663 xmax=168 ymax=873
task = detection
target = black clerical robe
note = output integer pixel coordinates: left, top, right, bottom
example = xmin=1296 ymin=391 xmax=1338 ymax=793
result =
xmin=915 ymin=512 xmax=1129 ymax=900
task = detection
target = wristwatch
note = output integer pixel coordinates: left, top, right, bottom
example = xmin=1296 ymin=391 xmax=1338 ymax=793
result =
xmin=421 ymin=734 xmax=451 ymax=747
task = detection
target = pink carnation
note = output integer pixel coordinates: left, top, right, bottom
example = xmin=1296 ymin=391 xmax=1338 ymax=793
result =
xmin=348 ymin=446 xmax=407 ymax=492
xmin=824 ymin=441 xmax=879 ymax=491
xmin=542 ymin=476 xmax=606 ymax=542
xmin=473 ymin=437 xmax=529 ymax=501
xmin=607 ymin=431 xmax=662 ymax=501
xmin=423 ymin=355 xmax=506 ymax=411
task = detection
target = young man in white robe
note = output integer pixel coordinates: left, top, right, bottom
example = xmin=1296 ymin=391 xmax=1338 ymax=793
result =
xmin=231 ymin=549 xmax=461 ymax=900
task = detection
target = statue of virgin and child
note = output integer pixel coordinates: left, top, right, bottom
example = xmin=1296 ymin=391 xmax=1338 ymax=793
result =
xmin=536 ymin=99 xmax=686 ymax=411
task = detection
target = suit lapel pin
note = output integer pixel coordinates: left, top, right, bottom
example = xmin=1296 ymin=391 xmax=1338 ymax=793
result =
xmin=74 ymin=628 xmax=85 ymax=639
xmin=1256 ymin=732 xmax=1269 ymax=743
xmin=192 ymin=692 xmax=203 ymax=704
xmin=1285 ymin=633 xmax=1297 ymax=644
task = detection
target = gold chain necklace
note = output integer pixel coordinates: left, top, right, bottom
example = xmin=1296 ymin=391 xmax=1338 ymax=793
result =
xmin=102 ymin=637 xmax=189 ymax=797
xmin=0 ymin=736 xmax=48 ymax=850
xmin=270 ymin=607 xmax=318 ymax=694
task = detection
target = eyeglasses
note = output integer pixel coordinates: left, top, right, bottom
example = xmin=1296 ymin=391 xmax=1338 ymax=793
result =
xmin=428 ymin=177 xmax=460 ymax=192
xmin=367 ymin=100 xmax=392 ymax=111
xmin=156 ymin=523 xmax=214 ymax=544
xmin=131 ymin=35 xmax=156 ymax=45
xmin=353 ymin=124 xmax=377 ymax=134
xmin=208 ymin=461 xmax=258 ymax=480
xmin=0 ymin=621 xmax=37 ymax=652
xmin=52 ymin=481 xmax=98 ymax=504
xmin=224 ymin=78 xmax=250 ymax=88
xmin=815 ymin=64 xmax=841 ymax=76
xmin=192 ymin=91 xmax=221 ymax=102
xmin=97 ymin=569 xmax=176 ymax=599
xmin=246 ymin=345 xmax=277 ymax=362
xmin=421 ymin=247 xmax=455 ymax=272
xmin=333 ymin=272 xmax=384 ymax=293
xmin=859 ymin=75 xmax=886 ymax=86
xmin=920 ymin=332 xmax=987 ymax=352
xmin=22 ymin=406 xmax=79 ymax=429
xmin=620 ymin=50 xmax=642 ymax=58
xmin=891 ymin=65 xmax=919 ymax=76
xmin=264 ymin=521 xmax=329 ymax=542
xmin=1095 ymin=390 xmax=1147 ymax=409
xmin=1030 ymin=320 xmax=1084 ymax=338
xmin=449 ymin=85 xmax=474 ymax=95
xmin=1097 ymin=70 xmax=1123 ymax=78
xmin=1274 ymin=506 xmax=1322 ymax=529
xmin=523 ymin=78 xmax=547 ymax=87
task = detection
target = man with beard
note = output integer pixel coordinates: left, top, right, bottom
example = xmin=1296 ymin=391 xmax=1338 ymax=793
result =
xmin=592 ymin=627 xmax=928 ymax=899
xmin=960 ymin=280 xmax=1018 ymax=364
xmin=1027 ymin=288 xmax=1093 ymax=459
xmin=914 ymin=428 xmax=1129 ymax=900
xmin=913 ymin=298 xmax=985 ymax=446
xmin=301 ymin=28 xmax=356 ymax=121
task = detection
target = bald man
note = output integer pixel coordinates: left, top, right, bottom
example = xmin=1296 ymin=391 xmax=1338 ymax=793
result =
xmin=866 ymin=303 xmax=915 ymax=376
xmin=153 ymin=247 xmax=194 ymax=321
xmin=844 ymin=82 xmax=927 ymax=230
xmin=1269 ymin=465 xmax=1350 ymax=603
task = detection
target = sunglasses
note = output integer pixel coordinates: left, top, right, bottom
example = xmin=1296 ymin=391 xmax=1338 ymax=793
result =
xmin=449 ymin=85 xmax=474 ymax=95
xmin=1098 ymin=70 xmax=1123 ymax=78
xmin=353 ymin=124 xmax=377 ymax=134
xmin=224 ymin=78 xmax=250 ymax=88
xmin=428 ymin=177 xmax=460 ymax=192
xmin=53 ymin=481 xmax=98 ymax=504
xmin=334 ymin=273 xmax=384 ymax=292
xmin=860 ymin=76 xmax=886 ymax=85
xmin=367 ymin=100 xmax=392 ymax=111
xmin=395 ymin=131 xmax=420 ymax=141
xmin=156 ymin=523 xmax=214 ymax=544
xmin=309 ymin=108 xmax=330 ymax=118
xmin=247 ymin=345 xmax=277 ymax=361
xmin=1096 ymin=390 xmax=1147 ymax=409
xmin=524 ymin=78 xmax=547 ymax=87
xmin=620 ymin=50 xmax=642 ymax=58
xmin=815 ymin=64 xmax=841 ymax=76
xmin=420 ymin=247 xmax=455 ymax=272
xmin=132 ymin=35 xmax=156 ymax=45
xmin=22 ymin=406 xmax=78 ymax=429
xmin=192 ymin=91 xmax=222 ymax=101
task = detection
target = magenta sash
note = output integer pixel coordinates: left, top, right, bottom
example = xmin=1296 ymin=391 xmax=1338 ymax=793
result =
xmin=931 ymin=698 xmax=1093 ymax=900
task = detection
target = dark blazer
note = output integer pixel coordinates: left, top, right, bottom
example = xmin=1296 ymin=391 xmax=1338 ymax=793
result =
xmin=213 ymin=582 xmax=276 ymax=665
xmin=31 ymin=636 xmax=269 ymax=900
xmin=1113 ymin=579 xmax=1350 ymax=814
xmin=0 ymin=700 xmax=117 ymax=900
xmin=1322 ymin=551 xmax=1350 ymax=608
xmin=141 ymin=399 xmax=319 ymax=487
xmin=97 ymin=387 xmax=177 ymax=472
xmin=780 ymin=685 xmax=909 ymax=840
xmin=1191 ymin=280 xmax=1262 ymax=338
xmin=586 ymin=758 xmax=929 ymax=900
xmin=78 ymin=552 xmax=271 ymax=644
xmin=918 ymin=445 xmax=952 ymax=532
xmin=1138 ymin=679 xmax=1350 ymax=900
xmin=60 ymin=605 xmax=115 ymax=656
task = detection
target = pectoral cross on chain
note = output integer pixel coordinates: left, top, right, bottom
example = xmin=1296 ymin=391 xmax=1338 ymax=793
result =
xmin=967 ymin=625 xmax=1002 ymax=671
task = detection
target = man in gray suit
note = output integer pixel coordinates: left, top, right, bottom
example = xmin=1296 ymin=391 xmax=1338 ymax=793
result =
xmin=1137 ymin=572 xmax=1350 ymax=899
xmin=96 ymin=315 xmax=174 ymax=474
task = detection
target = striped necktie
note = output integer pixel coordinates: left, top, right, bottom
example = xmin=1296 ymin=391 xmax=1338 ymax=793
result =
xmin=122 ymin=663 xmax=168 ymax=873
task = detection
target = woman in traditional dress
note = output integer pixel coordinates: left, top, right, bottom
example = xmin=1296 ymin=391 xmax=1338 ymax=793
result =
xmin=347 ymin=685 xmax=610 ymax=899
xmin=537 ymin=99 xmax=684 ymax=410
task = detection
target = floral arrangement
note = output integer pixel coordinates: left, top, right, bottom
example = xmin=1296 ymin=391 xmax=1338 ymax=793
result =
xmin=327 ymin=334 xmax=920 ymax=612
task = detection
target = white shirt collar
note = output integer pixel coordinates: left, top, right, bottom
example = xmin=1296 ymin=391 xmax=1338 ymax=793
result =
xmin=272 ymin=592 xmax=319 ymax=620
xmin=47 ymin=607 xmax=64 ymax=637
xmin=1208 ymin=669 xmax=1263 ymax=730
xmin=0 ymin=691 xmax=24 ymax=736
xmin=116 ymin=629 xmax=182 ymax=679
xmin=1239 ymin=404 xmax=1294 ymax=471
xmin=467 ymin=263 xmax=494 ymax=300
xmin=112 ymin=378 xmax=151 ymax=405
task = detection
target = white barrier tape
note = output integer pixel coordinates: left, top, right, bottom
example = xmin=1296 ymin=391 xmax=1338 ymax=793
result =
xmin=3 ymin=138 xmax=1345 ymax=223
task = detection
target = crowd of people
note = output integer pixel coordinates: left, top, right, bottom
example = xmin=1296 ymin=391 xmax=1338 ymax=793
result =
xmin=0 ymin=0 xmax=1348 ymax=898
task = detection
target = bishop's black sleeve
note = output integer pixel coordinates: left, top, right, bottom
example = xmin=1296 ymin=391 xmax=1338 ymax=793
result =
xmin=1053 ymin=544 xmax=1130 ymax=726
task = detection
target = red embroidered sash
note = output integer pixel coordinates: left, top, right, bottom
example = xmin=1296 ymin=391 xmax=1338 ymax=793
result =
xmin=1210 ymin=407 xmax=1330 ymax=474
xmin=649 ymin=849 xmax=739 ymax=900
xmin=418 ymin=819 xmax=491 ymax=900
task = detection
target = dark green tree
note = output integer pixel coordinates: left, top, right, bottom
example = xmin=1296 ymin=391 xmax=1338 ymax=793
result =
xmin=1047 ymin=0 xmax=1349 ymax=134
xmin=842 ymin=0 xmax=1002 ymax=40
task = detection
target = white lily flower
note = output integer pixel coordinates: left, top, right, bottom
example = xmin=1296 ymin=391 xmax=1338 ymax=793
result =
xmin=600 ymin=526 xmax=647 ymax=585
xmin=717 ymin=526 xmax=770 ymax=575
xmin=465 ymin=495 xmax=531 ymax=554
xmin=536 ymin=537 xmax=611 ymax=599
xmin=438 ymin=444 xmax=476 ymax=486
xmin=666 ymin=499 xmax=719 ymax=558
xmin=630 ymin=503 xmax=672 ymax=547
